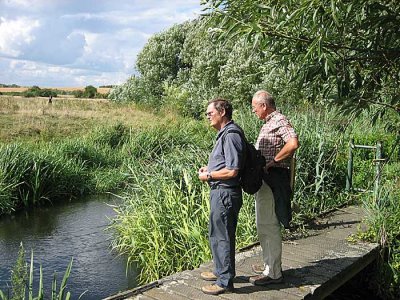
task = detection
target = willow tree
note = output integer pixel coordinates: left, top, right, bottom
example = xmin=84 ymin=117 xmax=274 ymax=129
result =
xmin=203 ymin=0 xmax=400 ymax=124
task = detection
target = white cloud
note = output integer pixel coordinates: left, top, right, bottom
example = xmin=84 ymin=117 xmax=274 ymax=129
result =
xmin=3 ymin=0 xmax=33 ymax=8
xmin=1 ymin=57 xmax=130 ymax=87
xmin=0 ymin=0 xmax=202 ymax=87
xmin=0 ymin=16 xmax=40 ymax=57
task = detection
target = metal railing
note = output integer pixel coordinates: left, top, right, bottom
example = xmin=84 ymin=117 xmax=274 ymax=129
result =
xmin=345 ymin=138 xmax=384 ymax=201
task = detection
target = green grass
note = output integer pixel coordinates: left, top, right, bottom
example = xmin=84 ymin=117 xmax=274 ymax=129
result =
xmin=0 ymin=96 xmax=182 ymax=214
xmin=0 ymin=96 xmax=164 ymax=143
xmin=1 ymin=96 xmax=398 ymax=297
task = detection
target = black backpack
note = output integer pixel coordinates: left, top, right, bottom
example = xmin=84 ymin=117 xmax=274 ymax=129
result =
xmin=223 ymin=129 xmax=266 ymax=195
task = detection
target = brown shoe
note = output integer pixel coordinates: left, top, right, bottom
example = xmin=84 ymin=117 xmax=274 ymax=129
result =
xmin=249 ymin=274 xmax=283 ymax=286
xmin=202 ymin=284 xmax=233 ymax=295
xmin=251 ymin=264 xmax=264 ymax=274
xmin=200 ymin=271 xmax=217 ymax=281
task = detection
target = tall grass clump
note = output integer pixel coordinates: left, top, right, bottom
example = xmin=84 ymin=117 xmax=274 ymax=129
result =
xmin=355 ymin=184 xmax=400 ymax=299
xmin=112 ymin=163 xmax=210 ymax=282
xmin=111 ymin=145 xmax=258 ymax=283
xmin=0 ymin=132 xmax=128 ymax=214
xmin=0 ymin=143 xmax=91 ymax=214
xmin=0 ymin=243 xmax=76 ymax=300
xmin=110 ymin=122 xmax=213 ymax=282
xmin=121 ymin=119 xmax=213 ymax=162
xmin=289 ymin=106 xmax=349 ymax=219
xmin=0 ymin=122 xmax=144 ymax=214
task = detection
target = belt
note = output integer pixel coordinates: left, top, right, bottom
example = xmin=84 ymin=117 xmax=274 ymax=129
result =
xmin=210 ymin=185 xmax=241 ymax=190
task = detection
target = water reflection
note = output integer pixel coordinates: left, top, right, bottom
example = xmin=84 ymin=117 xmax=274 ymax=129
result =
xmin=0 ymin=195 xmax=137 ymax=299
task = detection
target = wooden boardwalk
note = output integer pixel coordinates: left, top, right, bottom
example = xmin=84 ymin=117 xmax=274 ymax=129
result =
xmin=106 ymin=205 xmax=380 ymax=300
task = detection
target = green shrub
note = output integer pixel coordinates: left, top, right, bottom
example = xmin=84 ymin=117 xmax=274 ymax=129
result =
xmin=84 ymin=85 xmax=97 ymax=98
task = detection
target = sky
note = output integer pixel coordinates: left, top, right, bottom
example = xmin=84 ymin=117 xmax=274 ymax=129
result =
xmin=0 ymin=0 xmax=202 ymax=87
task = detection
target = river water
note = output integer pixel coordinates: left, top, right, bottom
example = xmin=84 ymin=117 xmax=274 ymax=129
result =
xmin=0 ymin=195 xmax=137 ymax=299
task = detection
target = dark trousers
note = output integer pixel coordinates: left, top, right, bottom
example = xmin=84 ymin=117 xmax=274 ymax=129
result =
xmin=209 ymin=188 xmax=242 ymax=288
xmin=263 ymin=167 xmax=292 ymax=228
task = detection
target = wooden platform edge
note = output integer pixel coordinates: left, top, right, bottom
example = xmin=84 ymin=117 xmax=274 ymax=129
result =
xmin=305 ymin=243 xmax=381 ymax=300
xmin=102 ymin=280 xmax=160 ymax=300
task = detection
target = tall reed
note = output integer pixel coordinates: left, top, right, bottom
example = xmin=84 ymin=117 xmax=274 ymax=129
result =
xmin=354 ymin=160 xmax=400 ymax=298
xmin=0 ymin=244 xmax=76 ymax=300
xmin=0 ymin=143 xmax=91 ymax=214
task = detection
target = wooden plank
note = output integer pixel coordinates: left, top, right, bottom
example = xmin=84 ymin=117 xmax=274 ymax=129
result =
xmin=142 ymin=287 xmax=190 ymax=300
xmin=106 ymin=281 xmax=160 ymax=300
xmin=127 ymin=295 xmax=155 ymax=300
xmin=234 ymin=252 xmax=312 ymax=299
xmin=305 ymin=245 xmax=380 ymax=300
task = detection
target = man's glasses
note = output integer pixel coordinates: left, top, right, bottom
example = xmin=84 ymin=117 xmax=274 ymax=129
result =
xmin=205 ymin=111 xmax=214 ymax=117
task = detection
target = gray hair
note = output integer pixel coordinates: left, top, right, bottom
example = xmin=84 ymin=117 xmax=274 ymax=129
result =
xmin=253 ymin=90 xmax=276 ymax=109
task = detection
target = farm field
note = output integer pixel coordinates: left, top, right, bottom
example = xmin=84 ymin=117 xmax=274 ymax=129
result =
xmin=0 ymin=86 xmax=111 ymax=94
xmin=0 ymin=96 xmax=165 ymax=142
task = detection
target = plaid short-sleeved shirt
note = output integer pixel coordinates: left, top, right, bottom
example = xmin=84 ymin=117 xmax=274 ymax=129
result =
xmin=255 ymin=110 xmax=297 ymax=169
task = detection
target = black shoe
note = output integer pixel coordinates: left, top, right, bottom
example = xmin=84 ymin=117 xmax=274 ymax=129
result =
xmin=249 ymin=274 xmax=283 ymax=286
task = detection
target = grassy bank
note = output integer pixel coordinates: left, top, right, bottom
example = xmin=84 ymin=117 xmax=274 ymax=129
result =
xmin=0 ymin=96 xmax=174 ymax=213
xmin=1 ymin=96 xmax=398 ymax=297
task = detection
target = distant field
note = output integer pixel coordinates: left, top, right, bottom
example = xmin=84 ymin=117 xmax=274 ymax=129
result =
xmin=0 ymin=87 xmax=111 ymax=94
xmin=0 ymin=96 xmax=168 ymax=142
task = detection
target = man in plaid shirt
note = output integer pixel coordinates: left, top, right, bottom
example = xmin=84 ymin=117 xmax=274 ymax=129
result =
xmin=249 ymin=90 xmax=299 ymax=286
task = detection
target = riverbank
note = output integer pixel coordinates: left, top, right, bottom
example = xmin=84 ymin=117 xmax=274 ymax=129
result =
xmin=0 ymin=96 xmax=178 ymax=214
xmin=1 ymin=97 xmax=398 ymax=298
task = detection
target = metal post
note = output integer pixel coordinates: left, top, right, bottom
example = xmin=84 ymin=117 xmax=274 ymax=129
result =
xmin=346 ymin=139 xmax=354 ymax=192
xmin=374 ymin=141 xmax=382 ymax=202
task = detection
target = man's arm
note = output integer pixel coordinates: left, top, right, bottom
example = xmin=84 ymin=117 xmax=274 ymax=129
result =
xmin=199 ymin=168 xmax=239 ymax=182
xmin=266 ymin=137 xmax=299 ymax=169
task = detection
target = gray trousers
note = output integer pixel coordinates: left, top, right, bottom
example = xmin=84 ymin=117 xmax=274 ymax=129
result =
xmin=209 ymin=187 xmax=242 ymax=288
xmin=255 ymin=181 xmax=282 ymax=279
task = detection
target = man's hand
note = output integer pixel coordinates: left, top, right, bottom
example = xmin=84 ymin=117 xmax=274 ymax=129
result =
xmin=199 ymin=166 xmax=209 ymax=182
xmin=199 ymin=171 xmax=209 ymax=182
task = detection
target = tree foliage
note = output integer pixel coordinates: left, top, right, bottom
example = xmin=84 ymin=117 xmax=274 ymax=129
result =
xmin=135 ymin=22 xmax=192 ymax=102
xmin=203 ymin=0 xmax=400 ymax=122
xmin=109 ymin=0 xmax=399 ymax=127
xmin=73 ymin=85 xmax=103 ymax=98
xmin=23 ymin=86 xmax=57 ymax=98
xmin=109 ymin=19 xmax=269 ymax=117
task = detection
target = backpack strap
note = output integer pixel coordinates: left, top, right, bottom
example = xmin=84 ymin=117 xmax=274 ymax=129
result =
xmin=221 ymin=127 xmax=247 ymax=170
xmin=222 ymin=128 xmax=245 ymax=142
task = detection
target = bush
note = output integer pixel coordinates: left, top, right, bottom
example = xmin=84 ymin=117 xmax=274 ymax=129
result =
xmin=84 ymin=85 xmax=97 ymax=98
xmin=22 ymin=87 xmax=57 ymax=98
xmin=73 ymin=86 xmax=99 ymax=98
